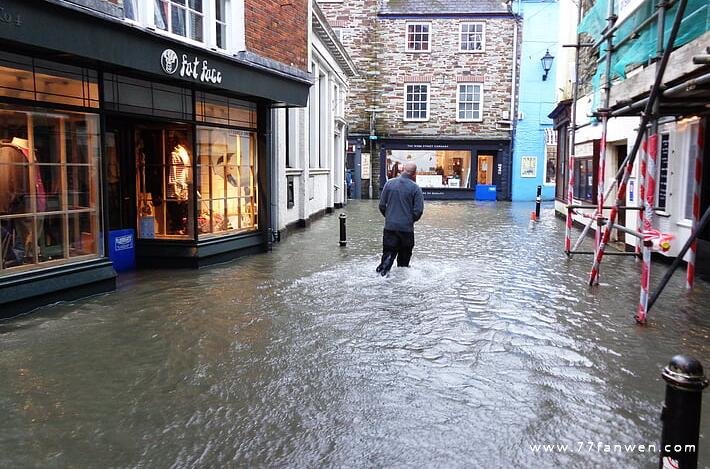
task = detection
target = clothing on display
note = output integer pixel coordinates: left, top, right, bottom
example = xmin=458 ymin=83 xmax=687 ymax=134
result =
xmin=0 ymin=137 xmax=47 ymax=267
xmin=168 ymin=144 xmax=190 ymax=200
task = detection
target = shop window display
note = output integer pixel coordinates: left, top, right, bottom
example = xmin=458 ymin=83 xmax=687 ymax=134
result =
xmin=385 ymin=149 xmax=472 ymax=188
xmin=196 ymin=127 xmax=258 ymax=236
xmin=0 ymin=106 xmax=100 ymax=273
xmin=136 ymin=128 xmax=194 ymax=239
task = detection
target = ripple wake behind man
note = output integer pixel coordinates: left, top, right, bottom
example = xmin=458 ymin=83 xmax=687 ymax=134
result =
xmin=376 ymin=162 xmax=424 ymax=276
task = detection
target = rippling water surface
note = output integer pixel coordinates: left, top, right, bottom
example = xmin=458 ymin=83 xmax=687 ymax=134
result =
xmin=1 ymin=201 xmax=709 ymax=468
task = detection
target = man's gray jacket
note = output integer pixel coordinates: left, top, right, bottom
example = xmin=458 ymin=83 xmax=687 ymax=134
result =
xmin=378 ymin=172 xmax=424 ymax=232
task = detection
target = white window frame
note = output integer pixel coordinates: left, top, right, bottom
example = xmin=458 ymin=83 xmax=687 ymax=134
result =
xmin=405 ymin=22 xmax=432 ymax=53
xmin=682 ymin=121 xmax=701 ymax=222
xmin=456 ymin=83 xmax=483 ymax=122
xmin=543 ymin=144 xmax=557 ymax=186
xmin=459 ymin=22 xmax=485 ymax=52
xmin=127 ymin=0 xmax=237 ymax=52
xmin=403 ymin=83 xmax=430 ymax=122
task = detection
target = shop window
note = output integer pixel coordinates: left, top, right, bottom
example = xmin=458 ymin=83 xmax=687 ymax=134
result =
xmin=196 ymin=127 xmax=258 ymax=237
xmin=195 ymin=92 xmax=257 ymax=128
xmin=0 ymin=52 xmax=99 ymax=109
xmin=136 ymin=128 xmax=194 ymax=239
xmin=386 ymin=149 xmax=472 ymax=189
xmin=555 ymin=125 xmax=568 ymax=200
xmin=404 ymin=84 xmax=429 ymax=121
xmin=1 ymin=106 xmax=101 ymax=274
xmin=460 ymin=23 xmax=485 ymax=52
xmin=573 ymin=157 xmax=594 ymax=202
xmin=544 ymin=145 xmax=557 ymax=185
xmin=155 ymin=0 xmax=205 ymax=43
xmin=457 ymin=84 xmax=482 ymax=122
xmin=406 ymin=23 xmax=431 ymax=52
xmin=104 ymin=73 xmax=192 ymax=120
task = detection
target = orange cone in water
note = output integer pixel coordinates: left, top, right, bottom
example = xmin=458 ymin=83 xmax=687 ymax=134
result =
xmin=530 ymin=211 xmax=538 ymax=222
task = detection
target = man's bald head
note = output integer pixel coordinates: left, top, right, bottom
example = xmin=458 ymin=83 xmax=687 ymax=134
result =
xmin=403 ymin=162 xmax=417 ymax=175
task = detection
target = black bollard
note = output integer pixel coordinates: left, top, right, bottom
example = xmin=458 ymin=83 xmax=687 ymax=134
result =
xmin=535 ymin=185 xmax=542 ymax=220
xmin=339 ymin=213 xmax=347 ymax=247
xmin=659 ymin=355 xmax=708 ymax=469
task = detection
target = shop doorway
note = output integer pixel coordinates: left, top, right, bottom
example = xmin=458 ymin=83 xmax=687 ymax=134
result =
xmin=477 ymin=154 xmax=494 ymax=185
xmin=106 ymin=120 xmax=193 ymax=237
xmin=615 ymin=144 xmax=627 ymax=244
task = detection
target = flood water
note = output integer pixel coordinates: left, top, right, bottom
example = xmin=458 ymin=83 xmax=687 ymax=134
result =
xmin=1 ymin=200 xmax=709 ymax=468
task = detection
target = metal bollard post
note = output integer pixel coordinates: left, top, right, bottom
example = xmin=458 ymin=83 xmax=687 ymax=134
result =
xmin=659 ymin=355 xmax=708 ymax=469
xmin=535 ymin=185 xmax=542 ymax=220
xmin=339 ymin=213 xmax=347 ymax=247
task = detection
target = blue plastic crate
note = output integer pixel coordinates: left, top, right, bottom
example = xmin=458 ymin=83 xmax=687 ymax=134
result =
xmin=108 ymin=229 xmax=136 ymax=272
xmin=475 ymin=184 xmax=497 ymax=201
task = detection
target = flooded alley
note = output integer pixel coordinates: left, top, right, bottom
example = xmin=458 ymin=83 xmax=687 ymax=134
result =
xmin=1 ymin=201 xmax=709 ymax=468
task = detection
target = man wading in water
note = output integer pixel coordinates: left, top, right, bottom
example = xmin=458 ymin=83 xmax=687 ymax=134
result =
xmin=376 ymin=162 xmax=424 ymax=276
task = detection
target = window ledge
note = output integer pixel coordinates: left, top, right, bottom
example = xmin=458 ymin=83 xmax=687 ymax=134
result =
xmin=458 ymin=50 xmax=486 ymax=54
xmin=309 ymin=168 xmax=331 ymax=175
xmin=403 ymin=118 xmax=430 ymax=123
xmin=286 ymin=168 xmax=304 ymax=175
xmin=456 ymin=119 xmax=483 ymax=123
xmin=677 ymin=219 xmax=693 ymax=229
xmin=405 ymin=50 xmax=432 ymax=54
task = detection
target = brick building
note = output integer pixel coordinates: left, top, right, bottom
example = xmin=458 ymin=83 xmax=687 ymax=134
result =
xmin=0 ymin=0 xmax=312 ymax=317
xmin=318 ymin=0 xmax=520 ymax=200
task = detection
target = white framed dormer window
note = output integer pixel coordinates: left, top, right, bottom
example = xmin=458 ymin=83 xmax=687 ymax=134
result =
xmin=125 ymin=1 xmax=236 ymax=51
xmin=406 ymin=22 xmax=431 ymax=52
xmin=404 ymin=84 xmax=430 ymax=121
xmin=457 ymin=83 xmax=483 ymax=121
xmin=155 ymin=0 xmax=205 ymax=43
xmin=460 ymin=22 xmax=485 ymax=52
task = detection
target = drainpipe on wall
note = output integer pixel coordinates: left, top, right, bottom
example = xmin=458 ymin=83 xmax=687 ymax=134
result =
xmin=269 ymin=108 xmax=279 ymax=246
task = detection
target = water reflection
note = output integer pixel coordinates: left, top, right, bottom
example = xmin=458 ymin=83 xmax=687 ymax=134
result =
xmin=1 ymin=201 xmax=709 ymax=468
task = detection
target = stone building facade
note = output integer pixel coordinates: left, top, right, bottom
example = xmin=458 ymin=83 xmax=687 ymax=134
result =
xmin=318 ymin=0 xmax=519 ymax=200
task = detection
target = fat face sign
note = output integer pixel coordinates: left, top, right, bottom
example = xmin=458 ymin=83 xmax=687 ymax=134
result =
xmin=160 ymin=49 xmax=223 ymax=84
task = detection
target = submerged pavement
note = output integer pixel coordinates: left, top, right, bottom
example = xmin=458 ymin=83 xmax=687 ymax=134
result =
xmin=1 ymin=200 xmax=709 ymax=468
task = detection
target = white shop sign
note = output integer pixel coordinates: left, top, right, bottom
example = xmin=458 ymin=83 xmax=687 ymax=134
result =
xmin=160 ymin=49 xmax=223 ymax=84
xmin=361 ymin=153 xmax=371 ymax=179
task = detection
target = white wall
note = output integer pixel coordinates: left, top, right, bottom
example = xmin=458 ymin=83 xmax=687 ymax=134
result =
xmin=273 ymin=30 xmax=351 ymax=232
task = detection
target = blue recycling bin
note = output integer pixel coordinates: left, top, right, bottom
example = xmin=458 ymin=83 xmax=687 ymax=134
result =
xmin=475 ymin=184 xmax=497 ymax=201
xmin=108 ymin=229 xmax=136 ymax=272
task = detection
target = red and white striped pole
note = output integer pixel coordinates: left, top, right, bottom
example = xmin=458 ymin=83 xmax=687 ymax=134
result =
xmin=687 ymin=120 xmax=704 ymax=289
xmin=592 ymin=116 xmax=609 ymax=282
xmin=565 ymin=149 xmax=576 ymax=254
xmin=637 ymin=136 xmax=648 ymax=256
xmin=638 ymin=133 xmax=659 ymax=324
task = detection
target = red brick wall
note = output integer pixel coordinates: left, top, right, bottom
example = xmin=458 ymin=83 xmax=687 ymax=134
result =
xmin=245 ymin=0 xmax=309 ymax=71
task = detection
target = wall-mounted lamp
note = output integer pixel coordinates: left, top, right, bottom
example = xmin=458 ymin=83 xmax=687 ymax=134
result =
xmin=541 ymin=49 xmax=554 ymax=81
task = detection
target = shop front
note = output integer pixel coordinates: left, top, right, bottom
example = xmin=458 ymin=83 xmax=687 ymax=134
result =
xmin=379 ymin=139 xmax=512 ymax=200
xmin=0 ymin=0 xmax=310 ymax=317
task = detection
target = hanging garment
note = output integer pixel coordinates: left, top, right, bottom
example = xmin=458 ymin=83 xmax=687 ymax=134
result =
xmin=168 ymin=144 xmax=190 ymax=200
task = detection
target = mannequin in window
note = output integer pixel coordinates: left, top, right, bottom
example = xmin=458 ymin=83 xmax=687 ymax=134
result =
xmin=167 ymin=143 xmax=191 ymax=234
xmin=0 ymin=137 xmax=46 ymax=263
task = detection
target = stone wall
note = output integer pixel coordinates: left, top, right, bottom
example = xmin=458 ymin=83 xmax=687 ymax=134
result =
xmin=318 ymin=2 xmax=517 ymax=140
xmin=318 ymin=0 xmax=380 ymax=134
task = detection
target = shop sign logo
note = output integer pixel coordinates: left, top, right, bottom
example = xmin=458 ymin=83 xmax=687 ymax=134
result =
xmin=161 ymin=49 xmax=179 ymax=75
xmin=160 ymin=49 xmax=223 ymax=84
xmin=114 ymin=234 xmax=134 ymax=252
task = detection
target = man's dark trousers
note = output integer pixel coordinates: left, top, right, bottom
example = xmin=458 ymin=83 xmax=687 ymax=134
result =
xmin=378 ymin=229 xmax=414 ymax=273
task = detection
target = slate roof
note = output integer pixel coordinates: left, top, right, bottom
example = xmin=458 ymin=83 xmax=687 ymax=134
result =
xmin=379 ymin=0 xmax=510 ymax=15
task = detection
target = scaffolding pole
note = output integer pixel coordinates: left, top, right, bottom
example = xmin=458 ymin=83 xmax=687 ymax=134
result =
xmin=565 ymin=0 xmax=584 ymax=256
xmin=590 ymin=0 xmax=617 ymax=283
xmin=587 ymin=0 xmax=688 ymax=295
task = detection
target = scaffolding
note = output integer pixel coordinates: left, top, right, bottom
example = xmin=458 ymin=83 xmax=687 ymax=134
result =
xmin=564 ymin=0 xmax=710 ymax=323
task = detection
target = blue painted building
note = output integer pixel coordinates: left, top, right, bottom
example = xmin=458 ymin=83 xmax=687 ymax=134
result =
xmin=512 ymin=0 xmax=560 ymax=201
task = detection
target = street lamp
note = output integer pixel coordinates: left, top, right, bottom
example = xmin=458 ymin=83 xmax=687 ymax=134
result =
xmin=541 ymin=49 xmax=554 ymax=81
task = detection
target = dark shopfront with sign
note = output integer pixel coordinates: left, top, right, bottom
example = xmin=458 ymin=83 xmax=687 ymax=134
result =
xmin=0 ymin=0 xmax=310 ymax=317
xmin=379 ymin=139 xmax=512 ymax=201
